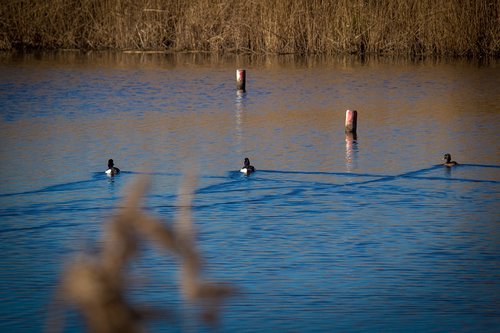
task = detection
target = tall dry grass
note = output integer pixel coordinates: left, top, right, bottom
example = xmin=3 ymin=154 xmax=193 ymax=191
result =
xmin=1 ymin=0 xmax=499 ymax=56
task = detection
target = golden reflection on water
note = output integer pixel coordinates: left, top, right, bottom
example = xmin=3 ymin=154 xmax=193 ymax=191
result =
xmin=0 ymin=52 xmax=499 ymax=189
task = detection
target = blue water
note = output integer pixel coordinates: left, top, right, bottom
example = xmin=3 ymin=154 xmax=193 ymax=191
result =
xmin=0 ymin=52 xmax=499 ymax=332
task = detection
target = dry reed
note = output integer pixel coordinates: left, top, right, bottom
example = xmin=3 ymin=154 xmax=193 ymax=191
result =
xmin=50 ymin=173 xmax=235 ymax=332
xmin=1 ymin=0 xmax=498 ymax=57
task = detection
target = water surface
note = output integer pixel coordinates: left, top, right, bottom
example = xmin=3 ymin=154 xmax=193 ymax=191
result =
xmin=0 ymin=52 xmax=499 ymax=332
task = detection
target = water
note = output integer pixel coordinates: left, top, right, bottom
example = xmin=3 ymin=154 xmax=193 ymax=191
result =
xmin=0 ymin=52 xmax=499 ymax=332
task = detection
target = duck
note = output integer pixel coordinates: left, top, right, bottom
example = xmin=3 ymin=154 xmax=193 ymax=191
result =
xmin=443 ymin=153 xmax=458 ymax=167
xmin=105 ymin=159 xmax=120 ymax=176
xmin=240 ymin=157 xmax=255 ymax=175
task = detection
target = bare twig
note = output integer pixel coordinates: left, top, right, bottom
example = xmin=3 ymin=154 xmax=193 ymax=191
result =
xmin=53 ymin=174 xmax=235 ymax=332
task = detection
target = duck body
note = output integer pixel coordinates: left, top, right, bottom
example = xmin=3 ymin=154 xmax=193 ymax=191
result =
xmin=105 ymin=159 xmax=120 ymax=176
xmin=443 ymin=153 xmax=458 ymax=167
xmin=240 ymin=166 xmax=255 ymax=175
xmin=240 ymin=157 xmax=255 ymax=175
xmin=105 ymin=167 xmax=120 ymax=176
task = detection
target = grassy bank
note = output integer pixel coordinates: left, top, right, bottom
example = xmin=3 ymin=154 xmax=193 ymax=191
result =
xmin=1 ymin=0 xmax=498 ymax=57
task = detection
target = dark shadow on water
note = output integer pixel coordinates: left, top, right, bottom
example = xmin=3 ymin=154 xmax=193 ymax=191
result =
xmin=0 ymin=171 xmax=120 ymax=197
xmin=1 ymin=164 xmax=498 ymax=235
xmin=259 ymin=164 xmax=500 ymax=185
xmin=459 ymin=163 xmax=500 ymax=169
xmin=409 ymin=176 xmax=499 ymax=184
xmin=0 ymin=170 xmax=230 ymax=198
xmin=0 ymin=178 xmax=102 ymax=198
xmin=1 ymin=164 xmax=497 ymax=209
xmin=345 ymin=165 xmax=443 ymax=186
xmin=0 ymin=198 xmax=115 ymax=219
xmin=258 ymin=169 xmax=391 ymax=178
xmin=0 ymin=221 xmax=77 ymax=234
xmin=178 ymin=164 xmax=500 ymax=198
xmin=195 ymin=171 xmax=263 ymax=194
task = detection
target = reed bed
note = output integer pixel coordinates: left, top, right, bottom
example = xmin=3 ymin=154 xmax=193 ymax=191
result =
xmin=1 ymin=0 xmax=498 ymax=56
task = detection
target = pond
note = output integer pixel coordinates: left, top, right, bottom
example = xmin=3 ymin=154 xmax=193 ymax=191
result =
xmin=0 ymin=52 xmax=499 ymax=332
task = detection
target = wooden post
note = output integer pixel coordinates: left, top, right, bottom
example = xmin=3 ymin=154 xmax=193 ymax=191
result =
xmin=345 ymin=109 xmax=357 ymax=133
xmin=236 ymin=69 xmax=246 ymax=92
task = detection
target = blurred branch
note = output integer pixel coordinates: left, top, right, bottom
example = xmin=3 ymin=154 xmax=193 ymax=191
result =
xmin=52 ymin=174 xmax=235 ymax=333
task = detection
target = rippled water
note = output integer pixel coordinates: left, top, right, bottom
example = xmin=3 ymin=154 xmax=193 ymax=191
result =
xmin=0 ymin=52 xmax=499 ymax=332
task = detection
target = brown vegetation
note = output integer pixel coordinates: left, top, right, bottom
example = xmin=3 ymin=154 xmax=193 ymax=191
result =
xmin=49 ymin=174 xmax=235 ymax=332
xmin=1 ymin=0 xmax=499 ymax=56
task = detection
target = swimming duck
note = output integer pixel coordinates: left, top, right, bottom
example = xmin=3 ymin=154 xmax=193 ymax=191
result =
xmin=443 ymin=153 xmax=458 ymax=167
xmin=240 ymin=157 xmax=255 ymax=175
xmin=105 ymin=159 xmax=120 ymax=176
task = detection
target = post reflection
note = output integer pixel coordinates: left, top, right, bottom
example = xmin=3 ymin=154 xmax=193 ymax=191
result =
xmin=235 ymin=90 xmax=246 ymax=154
xmin=345 ymin=132 xmax=358 ymax=172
